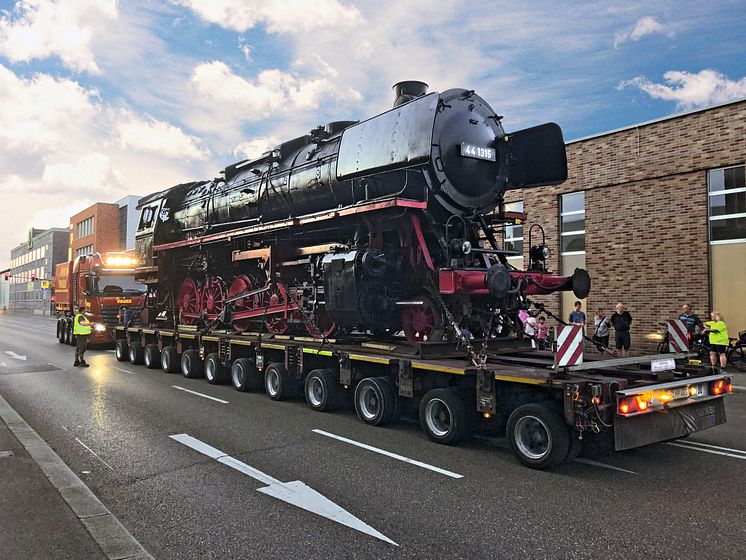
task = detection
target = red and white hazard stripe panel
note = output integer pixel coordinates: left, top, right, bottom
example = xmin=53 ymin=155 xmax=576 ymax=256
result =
xmin=667 ymin=319 xmax=689 ymax=353
xmin=555 ymin=325 xmax=584 ymax=367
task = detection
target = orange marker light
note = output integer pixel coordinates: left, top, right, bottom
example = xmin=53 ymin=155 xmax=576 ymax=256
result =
xmin=619 ymin=402 xmax=629 ymax=414
xmin=637 ymin=397 xmax=648 ymax=411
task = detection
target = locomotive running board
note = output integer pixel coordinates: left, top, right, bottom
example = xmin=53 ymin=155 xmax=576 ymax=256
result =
xmin=154 ymin=198 xmax=428 ymax=252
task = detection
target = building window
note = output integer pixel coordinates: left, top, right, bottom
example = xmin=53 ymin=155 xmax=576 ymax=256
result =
xmin=76 ymin=245 xmax=93 ymax=257
xmin=77 ymin=217 xmax=94 ymax=239
xmin=503 ymin=201 xmax=524 ymax=254
xmin=560 ymin=191 xmax=585 ymax=254
xmin=708 ymin=165 xmax=746 ymax=244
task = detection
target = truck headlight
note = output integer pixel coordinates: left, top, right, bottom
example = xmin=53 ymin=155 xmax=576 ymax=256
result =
xmin=94 ymin=323 xmax=107 ymax=332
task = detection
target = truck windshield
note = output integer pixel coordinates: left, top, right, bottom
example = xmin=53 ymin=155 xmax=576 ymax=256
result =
xmin=94 ymin=274 xmax=146 ymax=295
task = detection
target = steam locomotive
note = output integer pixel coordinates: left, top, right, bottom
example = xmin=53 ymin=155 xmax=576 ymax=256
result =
xmin=134 ymin=81 xmax=589 ymax=344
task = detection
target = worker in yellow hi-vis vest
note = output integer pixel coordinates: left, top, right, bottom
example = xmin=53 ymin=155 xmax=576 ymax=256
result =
xmin=73 ymin=305 xmax=91 ymax=367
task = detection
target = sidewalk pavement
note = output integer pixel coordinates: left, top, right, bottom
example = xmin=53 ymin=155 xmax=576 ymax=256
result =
xmin=0 ymin=414 xmax=107 ymax=559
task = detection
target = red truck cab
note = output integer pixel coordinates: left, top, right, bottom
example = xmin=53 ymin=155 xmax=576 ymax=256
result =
xmin=54 ymin=252 xmax=146 ymax=346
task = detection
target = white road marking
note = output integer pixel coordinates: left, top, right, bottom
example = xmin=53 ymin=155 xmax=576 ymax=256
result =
xmin=733 ymin=385 xmax=746 ymax=391
xmin=4 ymin=351 xmax=27 ymax=361
xmin=573 ymin=458 xmax=638 ymax=475
xmin=665 ymin=441 xmax=746 ymax=460
xmin=74 ymin=437 xmax=115 ymax=471
xmin=170 ymin=433 xmax=397 ymax=546
xmin=677 ymin=439 xmax=746 ymax=456
xmin=171 ymin=385 xmax=229 ymax=404
xmin=313 ymin=429 xmax=464 ymax=479
xmin=114 ymin=367 xmax=135 ymax=374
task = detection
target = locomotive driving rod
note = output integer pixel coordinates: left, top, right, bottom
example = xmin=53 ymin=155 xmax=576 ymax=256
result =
xmin=224 ymin=285 xmax=271 ymax=305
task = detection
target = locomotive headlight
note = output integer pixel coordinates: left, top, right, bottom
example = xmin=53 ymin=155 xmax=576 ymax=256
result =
xmin=461 ymin=241 xmax=472 ymax=255
xmin=530 ymin=244 xmax=551 ymax=262
xmin=449 ymin=239 xmax=472 ymax=256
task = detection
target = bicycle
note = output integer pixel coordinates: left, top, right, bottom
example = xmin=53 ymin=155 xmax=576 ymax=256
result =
xmin=655 ymin=322 xmax=708 ymax=359
xmin=726 ymin=331 xmax=746 ymax=371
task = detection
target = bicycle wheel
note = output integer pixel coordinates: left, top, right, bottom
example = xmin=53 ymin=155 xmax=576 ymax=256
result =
xmin=657 ymin=340 xmax=669 ymax=354
xmin=729 ymin=345 xmax=746 ymax=371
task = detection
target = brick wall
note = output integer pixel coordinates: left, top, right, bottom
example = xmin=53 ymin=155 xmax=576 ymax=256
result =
xmin=70 ymin=203 xmax=122 ymax=256
xmin=505 ymin=100 xmax=746 ymax=352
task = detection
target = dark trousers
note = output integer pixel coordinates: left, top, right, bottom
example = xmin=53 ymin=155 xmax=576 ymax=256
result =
xmin=75 ymin=335 xmax=89 ymax=360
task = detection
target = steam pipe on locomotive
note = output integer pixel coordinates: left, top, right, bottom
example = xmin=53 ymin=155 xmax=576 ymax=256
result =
xmin=134 ymin=80 xmax=590 ymax=344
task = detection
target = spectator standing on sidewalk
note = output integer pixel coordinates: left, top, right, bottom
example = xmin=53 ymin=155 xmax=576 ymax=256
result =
xmin=593 ymin=308 xmax=611 ymax=350
xmin=679 ymin=304 xmax=704 ymax=336
xmin=536 ymin=316 xmax=550 ymax=348
xmin=610 ymin=302 xmax=633 ymax=358
xmin=703 ymin=311 xmax=729 ymax=372
xmin=523 ymin=311 xmax=538 ymax=348
xmin=569 ymin=301 xmax=586 ymax=327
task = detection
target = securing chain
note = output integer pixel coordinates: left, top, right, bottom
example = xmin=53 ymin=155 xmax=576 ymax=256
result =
xmin=431 ymin=290 xmax=489 ymax=368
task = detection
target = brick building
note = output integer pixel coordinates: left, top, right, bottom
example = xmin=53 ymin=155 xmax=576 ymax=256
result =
xmin=503 ymin=98 xmax=746 ymax=352
xmin=69 ymin=195 xmax=142 ymax=259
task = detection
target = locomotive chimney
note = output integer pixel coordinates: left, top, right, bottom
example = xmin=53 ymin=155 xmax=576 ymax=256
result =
xmin=392 ymin=80 xmax=428 ymax=107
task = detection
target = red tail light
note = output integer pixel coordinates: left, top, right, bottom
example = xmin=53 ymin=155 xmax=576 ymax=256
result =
xmin=710 ymin=379 xmax=726 ymax=395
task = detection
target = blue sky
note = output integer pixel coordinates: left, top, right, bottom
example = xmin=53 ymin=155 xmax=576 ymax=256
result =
xmin=0 ymin=0 xmax=745 ymax=268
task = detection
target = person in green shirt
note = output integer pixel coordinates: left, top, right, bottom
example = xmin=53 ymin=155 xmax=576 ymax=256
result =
xmin=703 ymin=311 xmax=729 ymax=371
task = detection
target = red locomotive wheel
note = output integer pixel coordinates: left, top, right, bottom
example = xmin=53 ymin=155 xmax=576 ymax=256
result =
xmin=227 ymin=275 xmax=256 ymax=332
xmin=305 ymin=305 xmax=338 ymax=339
xmin=402 ymin=295 xmax=444 ymax=344
xmin=262 ymin=283 xmax=290 ymax=335
xmin=202 ymin=277 xmax=225 ymax=318
xmin=178 ymin=278 xmax=201 ymax=325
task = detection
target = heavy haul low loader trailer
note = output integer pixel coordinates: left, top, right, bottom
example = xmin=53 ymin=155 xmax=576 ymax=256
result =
xmin=114 ymin=325 xmax=733 ymax=470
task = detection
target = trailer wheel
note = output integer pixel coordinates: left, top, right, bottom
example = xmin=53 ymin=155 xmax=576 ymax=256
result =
xmin=507 ymin=403 xmax=570 ymax=470
xmin=231 ymin=358 xmax=262 ymax=392
xmin=205 ymin=353 xmax=228 ymax=385
xmin=128 ymin=342 xmax=144 ymax=365
xmin=305 ymin=369 xmax=342 ymax=412
xmin=181 ymin=349 xmax=203 ymax=378
xmin=161 ymin=346 xmax=180 ymax=374
xmin=264 ymin=362 xmax=298 ymax=401
xmin=419 ymin=388 xmax=474 ymax=445
xmin=354 ymin=377 xmax=397 ymax=426
xmin=115 ymin=339 xmax=129 ymax=362
xmin=144 ymin=344 xmax=161 ymax=369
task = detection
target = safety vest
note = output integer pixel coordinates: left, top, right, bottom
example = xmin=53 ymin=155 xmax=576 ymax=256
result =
xmin=73 ymin=313 xmax=92 ymax=336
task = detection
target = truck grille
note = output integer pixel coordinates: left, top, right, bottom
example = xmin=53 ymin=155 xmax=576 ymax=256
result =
xmin=100 ymin=306 xmax=142 ymax=328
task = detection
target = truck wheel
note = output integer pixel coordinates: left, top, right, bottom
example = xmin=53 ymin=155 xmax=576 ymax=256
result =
xmin=57 ymin=321 xmax=65 ymax=343
xmin=354 ymin=377 xmax=397 ymax=426
xmin=419 ymin=388 xmax=474 ymax=445
xmin=506 ymin=403 xmax=570 ymax=470
xmin=565 ymin=432 xmax=583 ymax=464
xmin=205 ymin=353 xmax=228 ymax=385
xmin=231 ymin=358 xmax=262 ymax=392
xmin=305 ymin=369 xmax=342 ymax=412
xmin=161 ymin=346 xmax=180 ymax=373
xmin=144 ymin=344 xmax=161 ymax=369
xmin=181 ymin=349 xmax=203 ymax=378
xmin=67 ymin=324 xmax=75 ymax=346
xmin=128 ymin=342 xmax=144 ymax=365
xmin=115 ymin=339 xmax=129 ymax=362
xmin=264 ymin=363 xmax=298 ymax=401
xmin=63 ymin=322 xmax=70 ymax=344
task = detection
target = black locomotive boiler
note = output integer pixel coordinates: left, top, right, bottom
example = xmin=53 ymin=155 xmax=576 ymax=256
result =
xmin=134 ymin=81 xmax=590 ymax=344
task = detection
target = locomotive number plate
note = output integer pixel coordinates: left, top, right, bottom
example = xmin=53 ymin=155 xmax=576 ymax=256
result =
xmin=460 ymin=143 xmax=495 ymax=161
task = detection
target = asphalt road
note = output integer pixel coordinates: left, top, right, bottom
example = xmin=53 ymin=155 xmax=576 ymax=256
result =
xmin=1 ymin=313 xmax=745 ymax=560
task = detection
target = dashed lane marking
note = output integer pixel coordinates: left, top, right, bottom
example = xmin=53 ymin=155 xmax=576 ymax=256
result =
xmin=573 ymin=458 xmax=638 ymax=474
xmin=171 ymin=385 xmax=229 ymax=404
xmin=113 ymin=367 xmax=135 ymax=374
xmin=665 ymin=440 xmax=746 ymax=460
xmin=74 ymin=437 xmax=115 ymax=471
xmin=313 ymin=429 xmax=463 ymax=479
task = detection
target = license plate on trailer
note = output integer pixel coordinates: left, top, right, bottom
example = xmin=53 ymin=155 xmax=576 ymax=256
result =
xmin=671 ymin=387 xmax=690 ymax=400
xmin=460 ymin=142 xmax=496 ymax=161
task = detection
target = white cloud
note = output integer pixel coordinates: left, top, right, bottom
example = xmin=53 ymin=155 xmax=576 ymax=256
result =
xmin=614 ymin=16 xmax=672 ymax=48
xmin=0 ymin=0 xmax=118 ymax=73
xmin=42 ymin=152 xmax=124 ymax=191
xmin=233 ymin=136 xmax=280 ymax=161
xmin=115 ymin=112 xmax=211 ymax=161
xmin=170 ymin=0 xmax=361 ymax=33
xmin=191 ymin=61 xmax=362 ymax=120
xmin=619 ymin=69 xmax=746 ymax=109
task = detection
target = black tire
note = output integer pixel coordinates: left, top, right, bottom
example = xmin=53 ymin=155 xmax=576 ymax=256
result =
xmin=115 ymin=339 xmax=129 ymax=362
xmin=144 ymin=344 xmax=161 ymax=369
xmin=161 ymin=346 xmax=180 ymax=373
xmin=419 ymin=388 xmax=474 ymax=445
xmin=565 ymin=432 xmax=583 ymax=463
xmin=205 ymin=353 xmax=228 ymax=385
xmin=657 ymin=340 xmax=669 ymax=354
xmin=128 ymin=342 xmax=144 ymax=365
xmin=264 ymin=362 xmax=298 ymax=401
xmin=57 ymin=321 xmax=65 ymax=343
xmin=67 ymin=324 xmax=75 ymax=346
xmin=304 ymin=369 xmax=342 ymax=412
xmin=62 ymin=322 xmax=70 ymax=344
xmin=231 ymin=358 xmax=263 ymax=392
xmin=506 ymin=403 xmax=571 ymax=470
xmin=354 ymin=377 xmax=398 ymax=426
xmin=181 ymin=349 xmax=203 ymax=378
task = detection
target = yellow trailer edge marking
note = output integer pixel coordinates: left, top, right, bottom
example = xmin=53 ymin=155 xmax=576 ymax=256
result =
xmin=349 ymin=354 xmax=390 ymax=364
xmin=142 ymin=329 xmax=155 ymax=334
xmin=180 ymin=334 xmax=195 ymax=339
xmin=261 ymin=343 xmax=285 ymax=350
xmin=303 ymin=348 xmax=334 ymax=357
xmin=161 ymin=332 xmax=174 ymax=337
xmin=411 ymin=362 xmax=466 ymax=375
xmin=494 ymin=374 xmax=546 ymax=385
xmin=231 ymin=340 xmax=254 ymax=347
xmin=202 ymin=336 xmax=219 ymax=342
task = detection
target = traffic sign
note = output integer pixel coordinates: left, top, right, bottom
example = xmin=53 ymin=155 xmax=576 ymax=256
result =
xmin=667 ymin=319 xmax=689 ymax=353
xmin=555 ymin=324 xmax=584 ymax=367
